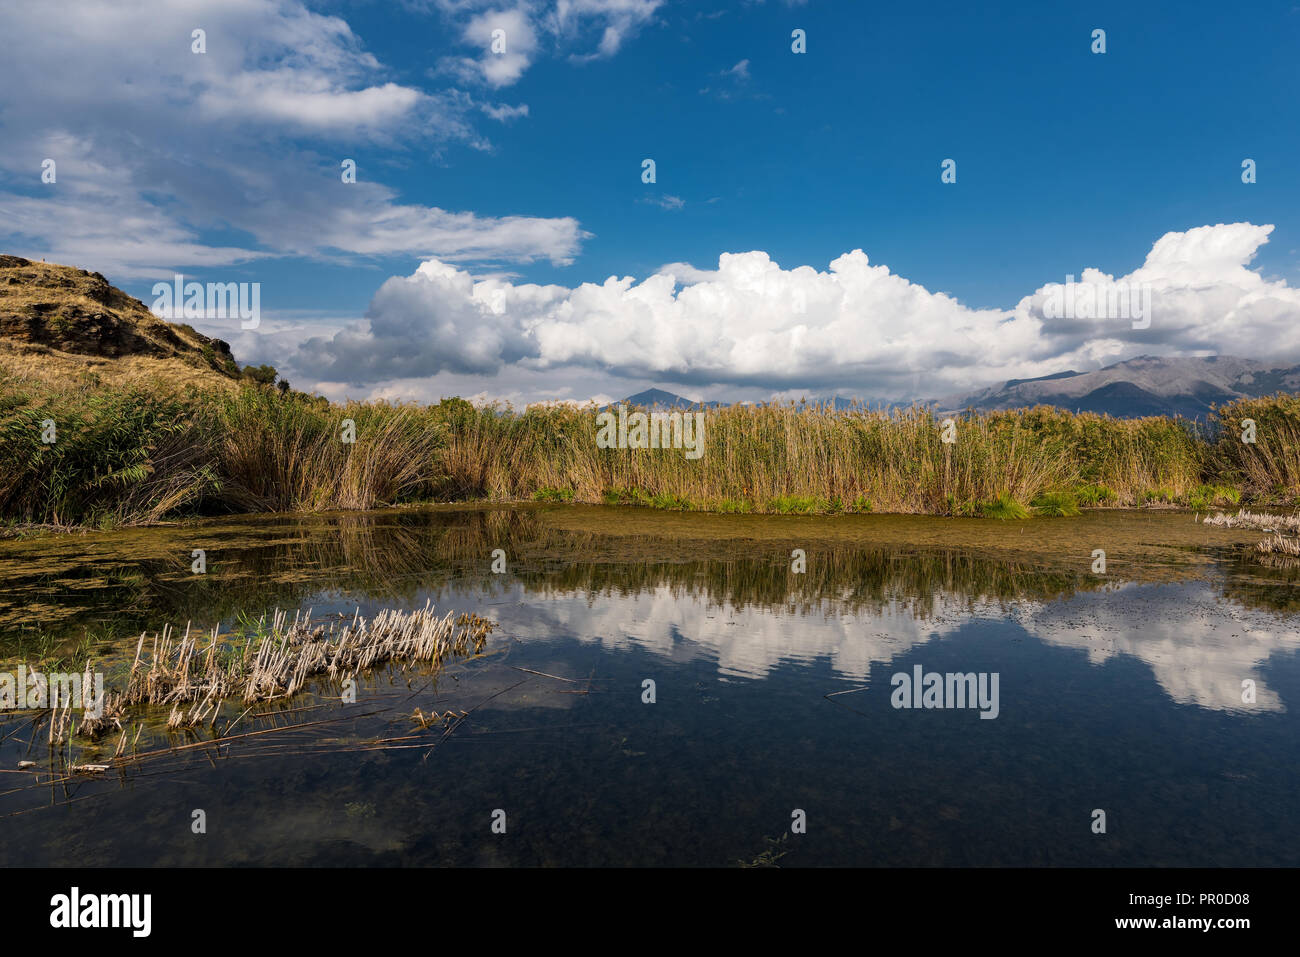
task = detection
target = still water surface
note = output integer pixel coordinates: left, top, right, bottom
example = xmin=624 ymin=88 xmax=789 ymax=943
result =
xmin=1 ymin=506 xmax=1297 ymax=866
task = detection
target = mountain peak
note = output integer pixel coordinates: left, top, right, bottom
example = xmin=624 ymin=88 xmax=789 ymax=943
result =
xmin=617 ymin=388 xmax=717 ymax=409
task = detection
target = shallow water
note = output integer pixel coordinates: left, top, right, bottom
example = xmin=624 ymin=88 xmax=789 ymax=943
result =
xmin=1 ymin=505 xmax=1297 ymax=866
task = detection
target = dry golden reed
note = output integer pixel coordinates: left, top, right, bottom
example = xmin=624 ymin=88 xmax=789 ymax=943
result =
xmin=4 ymin=377 xmax=1299 ymax=525
xmin=68 ymin=603 xmax=494 ymax=738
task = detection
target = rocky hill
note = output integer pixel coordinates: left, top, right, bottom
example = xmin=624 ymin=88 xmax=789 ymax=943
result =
xmin=0 ymin=255 xmax=242 ymax=390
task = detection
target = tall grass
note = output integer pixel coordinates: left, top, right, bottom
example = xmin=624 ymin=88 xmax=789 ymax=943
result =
xmin=3 ymin=377 xmax=1298 ymax=526
xmin=0 ymin=379 xmax=446 ymax=525
xmin=210 ymin=389 xmax=445 ymax=511
xmin=1210 ymin=394 xmax=1300 ymax=501
xmin=0 ymin=383 xmax=215 ymax=525
xmin=428 ymin=401 xmax=1214 ymax=515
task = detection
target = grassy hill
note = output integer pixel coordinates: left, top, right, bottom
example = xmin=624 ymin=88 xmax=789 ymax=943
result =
xmin=0 ymin=255 xmax=242 ymax=391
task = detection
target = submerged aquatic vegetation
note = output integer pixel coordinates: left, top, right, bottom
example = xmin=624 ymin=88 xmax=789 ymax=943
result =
xmin=736 ymin=833 xmax=791 ymax=868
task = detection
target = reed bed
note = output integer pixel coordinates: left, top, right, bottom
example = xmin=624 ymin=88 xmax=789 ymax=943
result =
xmin=1210 ymin=394 xmax=1300 ymax=501
xmin=0 ymin=379 xmax=446 ymax=526
xmin=4 ymin=374 xmax=1300 ymax=525
xmin=209 ymin=389 xmax=445 ymax=512
xmin=434 ymin=400 xmax=1212 ymax=515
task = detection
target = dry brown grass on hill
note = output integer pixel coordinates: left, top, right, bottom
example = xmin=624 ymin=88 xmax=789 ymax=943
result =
xmin=0 ymin=338 xmax=241 ymax=394
xmin=0 ymin=254 xmax=241 ymax=391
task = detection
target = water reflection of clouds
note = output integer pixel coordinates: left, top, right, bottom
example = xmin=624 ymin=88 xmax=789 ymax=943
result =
xmin=491 ymin=583 xmax=1000 ymax=681
xmin=1021 ymin=583 xmax=1300 ymax=713
xmin=484 ymin=582 xmax=1299 ymax=714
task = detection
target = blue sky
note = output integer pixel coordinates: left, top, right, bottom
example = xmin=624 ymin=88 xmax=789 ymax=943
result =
xmin=336 ymin=0 xmax=1300 ymax=303
xmin=2 ymin=0 xmax=1298 ymax=404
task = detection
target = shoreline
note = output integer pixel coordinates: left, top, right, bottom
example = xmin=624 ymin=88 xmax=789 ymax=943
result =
xmin=3 ymin=496 xmax=1294 ymax=541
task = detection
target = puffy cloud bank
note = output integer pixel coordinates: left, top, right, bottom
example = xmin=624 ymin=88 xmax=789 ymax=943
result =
xmin=299 ymin=222 xmax=1300 ymax=397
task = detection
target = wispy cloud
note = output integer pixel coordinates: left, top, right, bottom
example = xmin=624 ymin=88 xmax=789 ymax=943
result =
xmin=639 ymin=194 xmax=686 ymax=210
xmin=724 ymin=58 xmax=751 ymax=81
xmin=0 ymin=0 xmax=592 ymax=276
xmin=435 ymin=0 xmax=663 ymax=85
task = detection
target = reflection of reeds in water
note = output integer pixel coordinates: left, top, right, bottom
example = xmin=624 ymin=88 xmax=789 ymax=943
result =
xmin=11 ymin=505 xmax=1298 ymax=669
xmin=410 ymin=510 xmax=1103 ymax=616
xmin=530 ymin=546 xmax=1097 ymax=620
xmin=0 ymin=509 xmax=514 ymax=642
xmin=80 ymin=603 xmax=493 ymax=738
xmin=0 ymin=506 xmax=1198 ymax=658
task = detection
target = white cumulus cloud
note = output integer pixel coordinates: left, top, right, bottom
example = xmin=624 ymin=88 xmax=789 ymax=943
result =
xmin=297 ymin=222 xmax=1300 ymax=398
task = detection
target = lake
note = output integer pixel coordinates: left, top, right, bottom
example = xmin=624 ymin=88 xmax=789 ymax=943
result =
xmin=1 ymin=505 xmax=1298 ymax=866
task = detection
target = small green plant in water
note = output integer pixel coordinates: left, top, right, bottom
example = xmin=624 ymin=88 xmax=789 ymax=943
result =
xmin=532 ymin=487 xmax=574 ymax=503
xmin=648 ymin=491 xmax=693 ymax=510
xmin=770 ymin=495 xmax=824 ymax=514
xmin=1031 ymin=490 xmax=1081 ymax=517
xmin=1188 ymin=484 xmax=1241 ymax=509
xmin=713 ymin=498 xmax=752 ymax=513
xmin=980 ymin=493 xmax=1030 ymax=520
xmin=1075 ymin=484 xmax=1117 ymax=507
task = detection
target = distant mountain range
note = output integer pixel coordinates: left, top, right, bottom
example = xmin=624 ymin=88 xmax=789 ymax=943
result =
xmin=621 ymin=356 xmax=1300 ymax=420
xmin=615 ymin=388 xmax=865 ymax=411
xmin=936 ymin=356 xmax=1300 ymax=419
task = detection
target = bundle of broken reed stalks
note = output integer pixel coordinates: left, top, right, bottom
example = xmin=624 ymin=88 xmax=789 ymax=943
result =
xmin=1201 ymin=509 xmax=1300 ymax=534
xmin=1255 ymin=533 xmax=1300 ymax=555
xmin=1201 ymin=510 xmax=1300 ymax=568
xmin=1255 ymin=533 xmax=1300 ymax=569
xmin=80 ymin=603 xmax=494 ymax=736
